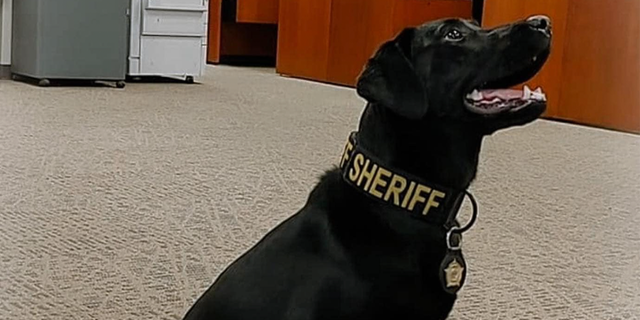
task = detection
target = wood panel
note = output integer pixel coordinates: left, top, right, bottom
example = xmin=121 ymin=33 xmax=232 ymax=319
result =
xmin=392 ymin=0 xmax=473 ymax=32
xmin=276 ymin=0 xmax=333 ymax=80
xmin=236 ymin=0 xmax=279 ymax=24
xmin=326 ymin=0 xmax=473 ymax=86
xmin=326 ymin=0 xmax=395 ymax=86
xmin=483 ymin=0 xmax=640 ymax=133
xmin=558 ymin=0 xmax=640 ymax=133
xmin=207 ymin=0 xmax=223 ymax=63
xmin=278 ymin=0 xmax=472 ymax=86
xmin=482 ymin=0 xmax=570 ymax=118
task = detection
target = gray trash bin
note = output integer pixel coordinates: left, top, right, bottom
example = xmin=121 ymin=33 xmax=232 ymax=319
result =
xmin=11 ymin=0 xmax=129 ymax=87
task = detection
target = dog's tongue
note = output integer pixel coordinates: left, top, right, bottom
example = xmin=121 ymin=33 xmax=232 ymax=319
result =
xmin=480 ymin=89 xmax=523 ymax=100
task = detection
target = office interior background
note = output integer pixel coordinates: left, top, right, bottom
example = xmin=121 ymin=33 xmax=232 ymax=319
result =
xmin=0 ymin=0 xmax=638 ymax=319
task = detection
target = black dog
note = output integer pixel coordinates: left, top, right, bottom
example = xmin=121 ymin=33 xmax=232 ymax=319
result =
xmin=183 ymin=16 xmax=552 ymax=320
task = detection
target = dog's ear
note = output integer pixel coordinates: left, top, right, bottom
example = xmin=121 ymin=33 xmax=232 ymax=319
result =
xmin=356 ymin=28 xmax=428 ymax=119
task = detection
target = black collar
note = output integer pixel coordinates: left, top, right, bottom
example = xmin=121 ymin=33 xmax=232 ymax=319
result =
xmin=339 ymin=132 xmax=468 ymax=227
xmin=339 ymin=132 xmax=480 ymax=294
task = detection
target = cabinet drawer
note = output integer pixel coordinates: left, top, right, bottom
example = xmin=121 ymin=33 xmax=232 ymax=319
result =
xmin=147 ymin=0 xmax=205 ymax=10
xmin=140 ymin=36 xmax=203 ymax=75
xmin=143 ymin=10 xmax=206 ymax=36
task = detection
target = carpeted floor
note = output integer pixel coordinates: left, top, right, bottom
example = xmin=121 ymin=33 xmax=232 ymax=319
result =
xmin=0 ymin=66 xmax=639 ymax=320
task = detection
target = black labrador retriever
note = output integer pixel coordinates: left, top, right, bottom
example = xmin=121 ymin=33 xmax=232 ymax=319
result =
xmin=184 ymin=15 xmax=552 ymax=320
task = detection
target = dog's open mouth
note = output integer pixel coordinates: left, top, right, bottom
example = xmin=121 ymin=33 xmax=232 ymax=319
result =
xmin=464 ymin=45 xmax=551 ymax=116
xmin=464 ymin=85 xmax=546 ymax=115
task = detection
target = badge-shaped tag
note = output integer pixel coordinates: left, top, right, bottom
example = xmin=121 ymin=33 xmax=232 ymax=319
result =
xmin=439 ymin=250 xmax=467 ymax=295
xmin=439 ymin=191 xmax=477 ymax=295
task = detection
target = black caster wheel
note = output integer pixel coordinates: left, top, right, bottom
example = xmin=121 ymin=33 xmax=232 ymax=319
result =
xmin=38 ymin=79 xmax=51 ymax=87
xmin=116 ymin=81 xmax=126 ymax=89
xmin=185 ymin=76 xmax=194 ymax=84
xmin=11 ymin=74 xmax=19 ymax=81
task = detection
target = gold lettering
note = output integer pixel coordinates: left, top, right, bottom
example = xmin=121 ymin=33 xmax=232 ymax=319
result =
xmin=407 ymin=184 xmax=432 ymax=211
xmin=340 ymin=141 xmax=354 ymax=168
xmin=401 ymin=181 xmax=417 ymax=208
xmin=344 ymin=151 xmax=445 ymax=215
xmin=349 ymin=153 xmax=365 ymax=182
xmin=357 ymin=159 xmax=378 ymax=191
xmin=384 ymin=174 xmax=407 ymax=206
xmin=423 ymin=190 xmax=446 ymax=215
xmin=369 ymin=167 xmax=392 ymax=198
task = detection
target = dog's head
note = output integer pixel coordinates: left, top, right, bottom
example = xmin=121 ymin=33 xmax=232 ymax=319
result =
xmin=357 ymin=16 xmax=552 ymax=133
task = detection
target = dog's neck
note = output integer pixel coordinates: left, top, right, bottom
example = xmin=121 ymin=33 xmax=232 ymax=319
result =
xmin=357 ymin=104 xmax=483 ymax=190
xmin=321 ymin=103 xmax=484 ymax=251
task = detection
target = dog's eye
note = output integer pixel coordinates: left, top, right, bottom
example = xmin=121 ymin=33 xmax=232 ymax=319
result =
xmin=444 ymin=29 xmax=464 ymax=42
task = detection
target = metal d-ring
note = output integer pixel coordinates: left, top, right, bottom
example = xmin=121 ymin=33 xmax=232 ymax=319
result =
xmin=457 ymin=190 xmax=478 ymax=233
xmin=445 ymin=191 xmax=479 ymax=251
xmin=446 ymin=227 xmax=463 ymax=251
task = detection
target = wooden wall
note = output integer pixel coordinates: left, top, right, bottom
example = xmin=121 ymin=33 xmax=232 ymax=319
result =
xmin=207 ymin=0 xmax=223 ymax=63
xmin=558 ymin=0 xmax=640 ymax=133
xmin=277 ymin=0 xmax=473 ymax=86
xmin=484 ymin=0 xmax=640 ymax=133
xmin=211 ymin=0 xmax=639 ymax=133
xmin=276 ymin=0 xmax=333 ymax=80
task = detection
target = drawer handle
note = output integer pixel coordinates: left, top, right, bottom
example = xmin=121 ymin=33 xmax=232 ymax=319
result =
xmin=146 ymin=5 xmax=207 ymax=12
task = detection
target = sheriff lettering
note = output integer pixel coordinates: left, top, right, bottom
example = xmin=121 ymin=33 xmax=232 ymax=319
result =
xmin=340 ymin=139 xmax=447 ymax=216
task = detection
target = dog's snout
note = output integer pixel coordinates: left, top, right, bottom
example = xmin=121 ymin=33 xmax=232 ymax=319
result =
xmin=526 ymin=15 xmax=551 ymax=35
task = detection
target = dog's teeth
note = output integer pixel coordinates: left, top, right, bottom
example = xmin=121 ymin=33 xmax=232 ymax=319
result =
xmin=467 ymin=89 xmax=483 ymax=101
xmin=533 ymin=92 xmax=547 ymax=101
xmin=523 ymin=85 xmax=532 ymax=99
xmin=530 ymin=87 xmax=547 ymax=101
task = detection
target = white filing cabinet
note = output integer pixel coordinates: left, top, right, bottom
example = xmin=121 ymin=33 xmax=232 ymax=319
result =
xmin=128 ymin=0 xmax=208 ymax=82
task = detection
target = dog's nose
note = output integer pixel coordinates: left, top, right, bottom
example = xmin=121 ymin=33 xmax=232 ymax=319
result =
xmin=526 ymin=15 xmax=552 ymax=35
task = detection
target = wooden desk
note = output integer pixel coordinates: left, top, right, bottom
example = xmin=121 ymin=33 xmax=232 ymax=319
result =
xmin=277 ymin=0 xmax=473 ymax=87
xmin=276 ymin=0 xmax=333 ymax=81
xmin=484 ymin=0 xmax=640 ymax=133
xmin=236 ymin=0 xmax=279 ymax=24
xmin=207 ymin=0 xmax=279 ymax=64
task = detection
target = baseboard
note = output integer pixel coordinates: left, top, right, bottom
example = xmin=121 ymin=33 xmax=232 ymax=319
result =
xmin=0 ymin=65 xmax=10 ymax=79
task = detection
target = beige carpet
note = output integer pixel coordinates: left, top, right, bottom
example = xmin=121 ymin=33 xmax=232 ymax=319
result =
xmin=0 ymin=66 xmax=639 ymax=320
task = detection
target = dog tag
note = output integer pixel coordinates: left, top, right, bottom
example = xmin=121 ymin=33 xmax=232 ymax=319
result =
xmin=440 ymin=230 xmax=467 ymax=295
xmin=439 ymin=250 xmax=467 ymax=295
